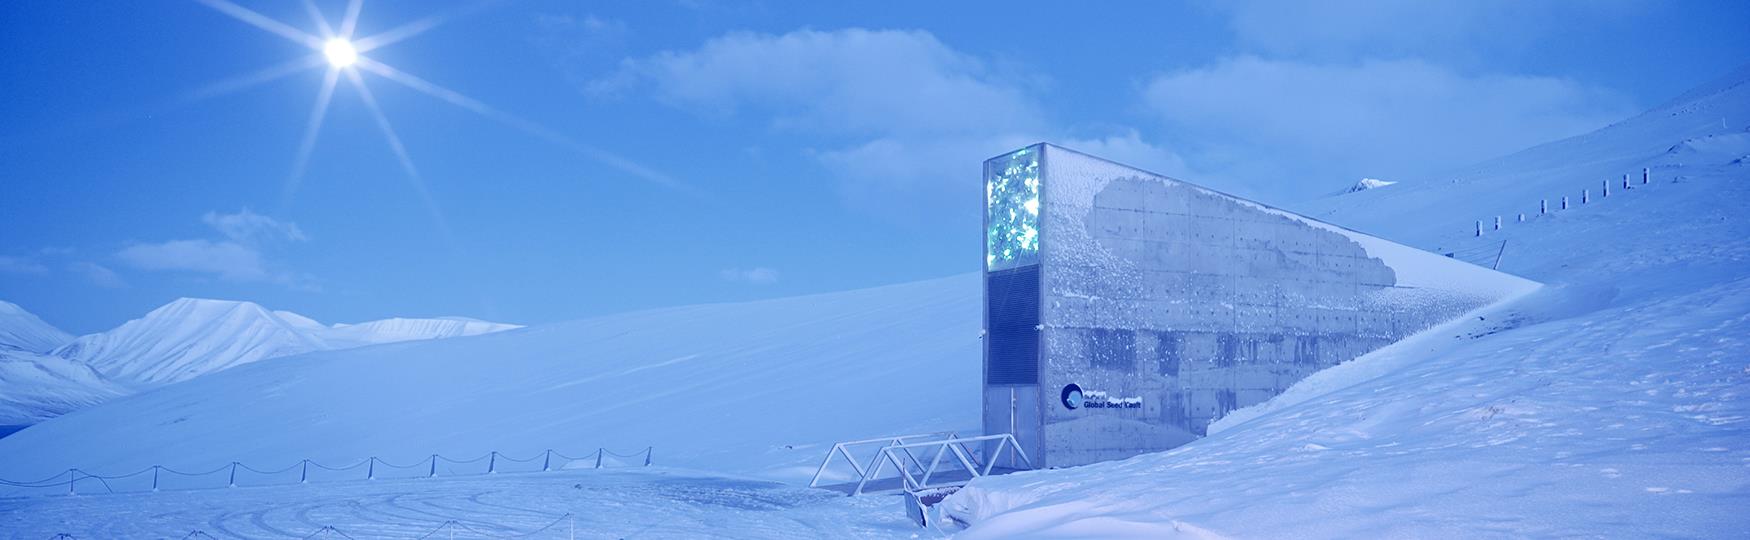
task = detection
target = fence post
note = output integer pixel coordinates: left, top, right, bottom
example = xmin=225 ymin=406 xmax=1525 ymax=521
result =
xmin=1583 ymin=189 xmax=1589 ymax=204
xmin=595 ymin=449 xmax=604 ymax=469
xmin=1643 ymin=167 xmax=1649 ymax=184
xmin=1494 ymin=216 xmax=1502 ymax=230
xmin=67 ymin=468 xmax=75 ymax=496
xmin=300 ymin=460 xmax=308 ymax=484
xmin=1541 ymin=199 xmax=1547 ymax=214
xmin=644 ymin=447 xmax=653 ymax=467
xmin=1518 ymin=213 xmax=1524 ymax=223
xmin=1562 ymin=196 xmax=1569 ymax=210
xmin=1475 ymin=220 xmax=1482 ymax=237
xmin=543 ymin=450 xmax=552 ymax=472
xmin=229 ymin=462 xmax=238 ymax=488
xmin=153 ymin=465 xmax=161 ymax=492
xmin=489 ymin=451 xmax=497 ymax=474
xmin=369 ymin=457 xmax=376 ymax=480
xmin=1623 ymin=173 xmax=1630 ymax=189
xmin=1602 ymin=179 xmax=1609 ymax=197
xmin=429 ymin=455 xmax=438 ymax=478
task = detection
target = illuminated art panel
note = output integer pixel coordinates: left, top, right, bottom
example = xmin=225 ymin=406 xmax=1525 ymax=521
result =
xmin=985 ymin=145 xmax=1042 ymax=271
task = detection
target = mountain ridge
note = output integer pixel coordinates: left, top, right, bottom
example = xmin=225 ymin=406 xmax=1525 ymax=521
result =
xmin=0 ymin=300 xmax=73 ymax=353
xmin=52 ymin=297 xmax=524 ymax=387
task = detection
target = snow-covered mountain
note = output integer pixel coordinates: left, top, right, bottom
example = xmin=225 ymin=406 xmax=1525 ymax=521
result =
xmin=939 ymin=64 xmax=1750 ymax=538
xmin=52 ymin=298 xmax=524 ymax=387
xmin=0 ymin=298 xmax=522 ymax=431
xmin=325 ymin=317 xmax=522 ymax=347
xmin=0 ymin=349 xmax=127 ymax=428
xmin=0 ymin=300 xmax=73 ymax=353
xmin=0 ymin=301 xmax=118 ymax=430
xmin=54 ymin=298 xmax=333 ymax=386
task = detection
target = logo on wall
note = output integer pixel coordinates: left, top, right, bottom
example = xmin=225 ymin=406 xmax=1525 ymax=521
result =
xmin=1061 ymin=383 xmax=1085 ymax=409
xmin=1061 ymin=383 xmax=1142 ymax=410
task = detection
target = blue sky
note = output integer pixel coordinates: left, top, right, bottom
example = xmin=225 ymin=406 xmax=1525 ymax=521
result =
xmin=2 ymin=0 xmax=1746 ymax=333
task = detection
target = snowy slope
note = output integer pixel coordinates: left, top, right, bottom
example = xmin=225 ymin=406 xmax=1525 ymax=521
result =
xmin=0 ymin=301 xmax=119 ymax=430
xmin=940 ymin=66 xmax=1750 ymax=538
xmin=0 ymin=300 xmax=72 ymax=353
xmin=1295 ymin=62 xmax=1750 ymax=302
xmin=53 ymin=298 xmax=334 ymax=386
xmin=0 ymin=275 xmax=980 ymax=486
xmin=0 ymin=349 xmax=127 ymax=427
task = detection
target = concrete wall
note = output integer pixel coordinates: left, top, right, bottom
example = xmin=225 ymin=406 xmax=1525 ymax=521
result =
xmin=990 ymin=144 xmax=1538 ymax=468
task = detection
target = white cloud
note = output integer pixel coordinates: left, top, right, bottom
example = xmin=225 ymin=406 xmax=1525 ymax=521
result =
xmin=202 ymin=208 xmax=307 ymax=245
xmin=1215 ymin=0 xmax=1644 ymax=63
xmin=534 ymin=13 xmax=633 ymax=81
xmin=599 ymin=28 xmax=1042 ymax=137
xmin=1058 ymin=130 xmax=1192 ymax=180
xmin=601 ymin=28 xmax=1184 ymax=218
xmin=115 ymin=210 xmax=314 ymax=287
xmin=1140 ymin=56 xmax=1635 ymax=198
xmin=118 ymin=239 xmax=269 ymax=282
xmin=720 ymin=267 xmax=780 ymax=285
xmin=68 ymin=262 xmax=124 ymax=288
xmin=0 ymin=256 xmax=48 ymax=275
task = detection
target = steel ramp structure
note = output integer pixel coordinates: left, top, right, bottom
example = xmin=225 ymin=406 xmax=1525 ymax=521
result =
xmin=810 ymin=432 xmax=1033 ymax=496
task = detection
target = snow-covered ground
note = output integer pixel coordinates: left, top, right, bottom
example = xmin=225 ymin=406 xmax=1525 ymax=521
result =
xmin=0 ymin=275 xmax=981 ymax=488
xmin=940 ymin=65 xmax=1750 ymax=538
xmin=0 ymin=276 xmax=980 ymax=537
xmin=946 ymin=276 xmax=1750 ymax=538
xmin=0 ymin=467 xmax=920 ymax=539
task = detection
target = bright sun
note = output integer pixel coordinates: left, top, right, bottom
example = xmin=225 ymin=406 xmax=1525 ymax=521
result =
xmin=323 ymin=39 xmax=358 ymax=68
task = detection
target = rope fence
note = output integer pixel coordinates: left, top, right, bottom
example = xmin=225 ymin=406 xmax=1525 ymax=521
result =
xmin=0 ymin=447 xmax=652 ymax=498
xmin=37 ymin=512 xmax=579 ymax=540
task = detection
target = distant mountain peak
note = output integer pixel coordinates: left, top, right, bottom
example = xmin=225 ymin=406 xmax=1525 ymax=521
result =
xmin=54 ymin=297 xmax=330 ymax=386
xmin=0 ymin=300 xmax=74 ymax=354
xmin=52 ymin=297 xmax=519 ymax=387
xmin=1347 ymin=178 xmax=1398 ymax=193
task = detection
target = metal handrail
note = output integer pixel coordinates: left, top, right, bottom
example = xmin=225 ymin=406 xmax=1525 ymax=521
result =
xmin=812 ymin=432 xmax=1032 ymax=496
xmin=871 ymin=434 xmax=1032 ymax=494
xmin=808 ymin=431 xmax=958 ymax=489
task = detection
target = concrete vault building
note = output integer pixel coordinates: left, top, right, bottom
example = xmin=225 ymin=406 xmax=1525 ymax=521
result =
xmin=982 ymin=143 xmax=1540 ymax=468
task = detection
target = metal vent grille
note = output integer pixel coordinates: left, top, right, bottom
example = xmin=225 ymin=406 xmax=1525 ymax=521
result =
xmin=987 ymin=265 xmax=1040 ymax=385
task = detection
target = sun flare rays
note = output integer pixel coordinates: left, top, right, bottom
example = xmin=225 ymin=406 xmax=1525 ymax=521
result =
xmin=284 ymin=67 xmax=339 ymax=204
xmin=191 ymin=0 xmax=687 ymax=224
